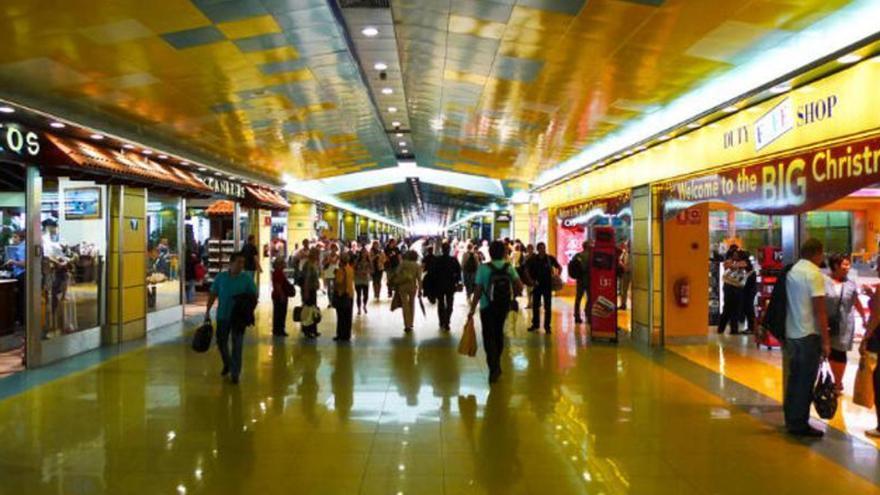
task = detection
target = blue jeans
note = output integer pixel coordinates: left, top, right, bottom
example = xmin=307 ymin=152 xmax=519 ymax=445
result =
xmin=783 ymin=334 xmax=821 ymax=431
xmin=216 ymin=319 xmax=244 ymax=379
xmin=185 ymin=280 xmax=196 ymax=303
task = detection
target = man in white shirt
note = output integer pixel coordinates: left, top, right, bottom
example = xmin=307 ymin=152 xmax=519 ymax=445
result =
xmin=783 ymin=238 xmax=830 ymax=438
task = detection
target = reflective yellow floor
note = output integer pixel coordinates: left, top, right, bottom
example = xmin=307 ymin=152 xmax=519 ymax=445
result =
xmin=1 ymin=294 xmax=879 ymax=494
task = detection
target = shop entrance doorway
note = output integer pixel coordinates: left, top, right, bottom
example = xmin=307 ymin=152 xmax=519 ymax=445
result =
xmin=0 ymin=163 xmax=26 ymax=376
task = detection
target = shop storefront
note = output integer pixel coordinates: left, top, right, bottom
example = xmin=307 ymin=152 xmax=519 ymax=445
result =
xmin=0 ymin=127 xmax=212 ymax=374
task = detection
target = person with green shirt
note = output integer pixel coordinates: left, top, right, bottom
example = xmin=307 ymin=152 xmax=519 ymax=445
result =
xmin=468 ymin=240 xmax=524 ymax=384
xmin=205 ymin=252 xmax=257 ymax=384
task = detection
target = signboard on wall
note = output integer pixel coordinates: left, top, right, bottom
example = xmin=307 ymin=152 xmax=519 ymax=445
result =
xmin=0 ymin=123 xmax=40 ymax=161
xmin=661 ymin=132 xmax=880 ymax=217
xmin=196 ymin=174 xmax=245 ymax=198
xmin=557 ymin=192 xmax=631 ymax=227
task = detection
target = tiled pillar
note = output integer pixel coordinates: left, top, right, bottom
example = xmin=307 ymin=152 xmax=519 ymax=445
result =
xmin=343 ymin=212 xmax=356 ymax=242
xmin=107 ymin=186 xmax=146 ymax=344
xmin=512 ymin=203 xmax=531 ymax=242
xmin=288 ymin=200 xmax=316 ymax=249
xmin=630 ymin=185 xmax=658 ymax=346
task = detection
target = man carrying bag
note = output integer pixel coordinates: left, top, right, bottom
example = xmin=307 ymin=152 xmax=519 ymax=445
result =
xmin=205 ymin=252 xmax=257 ymax=384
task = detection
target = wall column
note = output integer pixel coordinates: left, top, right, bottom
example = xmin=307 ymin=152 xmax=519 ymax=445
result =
xmin=108 ymin=185 xmax=147 ymax=344
xmin=630 ymin=185 xmax=658 ymax=345
xmin=288 ymin=200 xmax=316 ymax=248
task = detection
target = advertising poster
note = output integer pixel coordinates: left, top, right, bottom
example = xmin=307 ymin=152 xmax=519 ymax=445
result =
xmin=556 ymin=223 xmax=585 ymax=284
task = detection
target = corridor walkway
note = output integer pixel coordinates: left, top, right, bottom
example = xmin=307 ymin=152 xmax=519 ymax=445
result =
xmin=1 ymin=294 xmax=879 ymax=495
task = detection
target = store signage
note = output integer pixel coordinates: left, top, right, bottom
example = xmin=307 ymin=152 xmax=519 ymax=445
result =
xmin=557 ymin=193 xmax=630 ymax=225
xmin=495 ymin=213 xmax=512 ymax=222
xmin=197 ymin=174 xmax=245 ymax=198
xmin=0 ymin=123 xmax=40 ymax=158
xmin=662 ymin=132 xmax=880 ymax=216
xmin=797 ymin=95 xmax=838 ymax=127
xmin=754 ymin=99 xmax=793 ymax=151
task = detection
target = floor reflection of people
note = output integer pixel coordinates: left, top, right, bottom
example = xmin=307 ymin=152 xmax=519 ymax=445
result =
xmin=293 ymin=343 xmax=321 ymax=424
xmin=524 ymin=338 xmax=560 ymax=421
xmin=331 ymin=345 xmax=353 ymax=421
xmin=419 ymin=334 xmax=460 ymax=413
xmin=476 ymin=383 xmax=521 ymax=495
xmin=390 ymin=335 xmax=421 ymax=406
xmin=270 ymin=337 xmax=290 ymax=416
xmin=205 ymin=385 xmax=253 ymax=494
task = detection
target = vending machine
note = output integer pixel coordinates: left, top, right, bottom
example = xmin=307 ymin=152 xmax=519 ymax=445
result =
xmin=589 ymin=226 xmax=618 ymax=342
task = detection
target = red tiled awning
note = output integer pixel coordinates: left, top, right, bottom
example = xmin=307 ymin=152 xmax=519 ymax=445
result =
xmin=244 ymin=185 xmax=290 ymax=211
xmin=42 ymin=134 xmax=213 ymax=197
xmin=206 ymin=200 xmax=235 ymax=216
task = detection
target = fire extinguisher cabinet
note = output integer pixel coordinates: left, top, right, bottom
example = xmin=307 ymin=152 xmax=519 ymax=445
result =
xmin=589 ymin=226 xmax=618 ymax=343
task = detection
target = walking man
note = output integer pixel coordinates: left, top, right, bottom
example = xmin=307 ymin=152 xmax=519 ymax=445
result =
xmin=571 ymin=240 xmax=591 ymax=325
xmin=205 ymin=252 xmax=257 ymax=384
xmin=430 ymin=242 xmax=462 ymax=331
xmin=784 ymin=238 xmax=830 ymax=437
xmin=525 ymin=242 xmax=561 ymax=334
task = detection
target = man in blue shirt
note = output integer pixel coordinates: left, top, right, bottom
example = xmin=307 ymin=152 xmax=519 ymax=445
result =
xmin=5 ymin=231 xmax=26 ymax=328
xmin=205 ymin=251 xmax=257 ymax=384
xmin=468 ymin=240 xmax=523 ymax=384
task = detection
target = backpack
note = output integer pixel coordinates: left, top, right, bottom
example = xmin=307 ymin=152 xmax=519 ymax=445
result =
xmin=568 ymin=255 xmax=583 ymax=280
xmin=762 ymin=264 xmax=793 ymax=342
xmin=463 ymin=252 xmax=478 ymax=273
xmin=487 ymin=263 xmax=513 ymax=312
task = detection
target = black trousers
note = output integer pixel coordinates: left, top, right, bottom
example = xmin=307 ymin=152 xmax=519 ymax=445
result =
xmin=874 ymin=358 xmax=880 ymax=427
xmin=437 ymin=290 xmax=454 ymax=327
xmin=480 ymin=307 xmax=507 ymax=374
xmin=531 ymin=286 xmax=552 ymax=329
xmin=301 ymin=288 xmax=318 ymax=335
xmin=272 ymin=297 xmax=288 ymax=335
xmin=355 ymin=284 xmax=369 ymax=308
xmin=783 ymin=334 xmax=821 ymax=432
xmin=574 ymin=279 xmax=590 ymax=322
xmin=335 ymin=294 xmax=353 ymax=340
xmin=717 ymin=285 xmax=742 ymax=333
xmin=14 ymin=273 xmax=25 ymax=326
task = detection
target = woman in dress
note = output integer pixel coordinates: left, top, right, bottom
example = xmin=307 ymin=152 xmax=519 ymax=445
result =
xmin=825 ymin=254 xmax=867 ymax=392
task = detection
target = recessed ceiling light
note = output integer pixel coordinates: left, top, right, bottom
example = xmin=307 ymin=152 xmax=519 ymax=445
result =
xmin=395 ymin=133 xmax=403 ymax=137
xmin=399 ymin=141 xmax=406 ymax=146
xmin=0 ymin=106 xmax=14 ymax=114
xmin=158 ymin=154 xmax=168 ymax=159
xmin=391 ymin=121 xmax=401 ymax=127
xmin=770 ymin=84 xmax=792 ymax=94
xmin=837 ymin=53 xmax=862 ymax=64
xmin=381 ymin=87 xmax=393 ymax=95
xmin=214 ymin=171 xmax=222 ymax=176
xmin=197 ymin=167 xmax=207 ymax=172
xmin=659 ymin=135 xmax=671 ymax=141
xmin=50 ymin=122 xmax=66 ymax=129
xmin=402 ymin=149 xmax=408 ymax=154
xmin=123 ymin=144 xmax=135 ymax=149
xmin=142 ymin=150 xmax=153 ymax=155
xmin=362 ymin=26 xmax=379 ymax=37
xmin=90 ymin=134 xmax=104 ymax=140
xmin=686 ymin=122 xmax=701 ymax=129
xmin=723 ymin=105 xmax=738 ymax=113
xmin=388 ymin=107 xmax=398 ymax=113
xmin=374 ymin=62 xmax=388 ymax=71
xmin=180 ymin=161 xmax=189 ymax=166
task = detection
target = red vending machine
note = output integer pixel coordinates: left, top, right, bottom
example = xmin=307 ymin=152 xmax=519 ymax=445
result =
xmin=590 ymin=226 xmax=618 ymax=342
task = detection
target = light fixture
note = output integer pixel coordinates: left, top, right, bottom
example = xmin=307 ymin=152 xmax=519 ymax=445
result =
xmin=770 ymin=84 xmax=792 ymax=94
xmin=381 ymin=87 xmax=393 ymax=95
xmin=686 ymin=122 xmax=701 ymax=129
xmin=197 ymin=167 xmax=208 ymax=172
xmin=388 ymin=106 xmax=397 ymax=113
xmin=361 ymin=26 xmax=379 ymax=37
xmin=123 ymin=143 xmax=135 ymax=149
xmin=374 ymin=62 xmax=388 ymax=71
xmin=402 ymin=149 xmax=408 ymax=154
xmin=837 ymin=53 xmax=862 ymax=64
xmin=158 ymin=154 xmax=168 ymax=159
xmin=90 ymin=133 xmax=104 ymax=140
xmin=0 ymin=106 xmax=14 ymax=114
xmin=142 ymin=150 xmax=153 ymax=155
xmin=659 ymin=134 xmax=671 ymax=141
xmin=399 ymin=141 xmax=406 ymax=146
xmin=391 ymin=121 xmax=401 ymax=127
xmin=180 ymin=161 xmax=189 ymax=166
xmin=723 ymin=105 xmax=738 ymax=113
xmin=395 ymin=132 xmax=403 ymax=137
xmin=50 ymin=121 xmax=66 ymax=129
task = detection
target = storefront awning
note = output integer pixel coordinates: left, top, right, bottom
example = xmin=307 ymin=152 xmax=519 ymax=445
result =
xmin=42 ymin=134 xmax=213 ymax=197
xmin=206 ymin=200 xmax=234 ymax=216
xmin=244 ymin=186 xmax=290 ymax=211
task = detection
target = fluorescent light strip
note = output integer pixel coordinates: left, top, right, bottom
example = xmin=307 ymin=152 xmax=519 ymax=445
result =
xmin=283 ymin=175 xmax=406 ymax=230
xmin=446 ymin=210 xmax=491 ymax=230
xmin=535 ymin=2 xmax=880 ymax=187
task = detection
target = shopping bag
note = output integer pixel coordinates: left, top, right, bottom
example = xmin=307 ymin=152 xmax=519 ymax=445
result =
xmin=854 ymin=354 xmax=876 ymax=408
xmin=458 ymin=316 xmax=478 ymax=357
xmin=503 ymin=309 xmax=519 ymax=336
xmin=813 ymin=360 xmax=838 ymax=420
xmin=191 ymin=319 xmax=213 ymax=353
xmin=292 ymin=306 xmax=303 ymax=322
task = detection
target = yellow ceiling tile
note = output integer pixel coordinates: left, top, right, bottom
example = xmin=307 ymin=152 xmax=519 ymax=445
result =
xmin=216 ymin=15 xmax=282 ymax=40
xmin=443 ymin=69 xmax=488 ymax=86
xmin=448 ymin=14 xmax=507 ymax=40
xmin=263 ymin=68 xmax=314 ymax=86
xmin=243 ymin=46 xmax=299 ymax=65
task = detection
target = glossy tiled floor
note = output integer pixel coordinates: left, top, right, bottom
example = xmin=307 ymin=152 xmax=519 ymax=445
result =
xmin=2 ymin=292 xmax=880 ymax=494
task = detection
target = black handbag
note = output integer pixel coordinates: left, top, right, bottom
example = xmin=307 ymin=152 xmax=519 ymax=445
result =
xmin=293 ymin=306 xmax=303 ymax=322
xmin=191 ymin=319 xmax=213 ymax=353
xmin=827 ymin=284 xmax=846 ymax=336
xmin=813 ymin=361 xmax=838 ymax=420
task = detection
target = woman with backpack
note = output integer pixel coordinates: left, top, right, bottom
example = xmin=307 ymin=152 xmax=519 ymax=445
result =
xmin=468 ymin=240 xmax=524 ymax=384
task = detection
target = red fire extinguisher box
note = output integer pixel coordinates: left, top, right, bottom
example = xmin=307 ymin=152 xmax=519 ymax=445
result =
xmin=590 ymin=226 xmax=618 ymax=342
